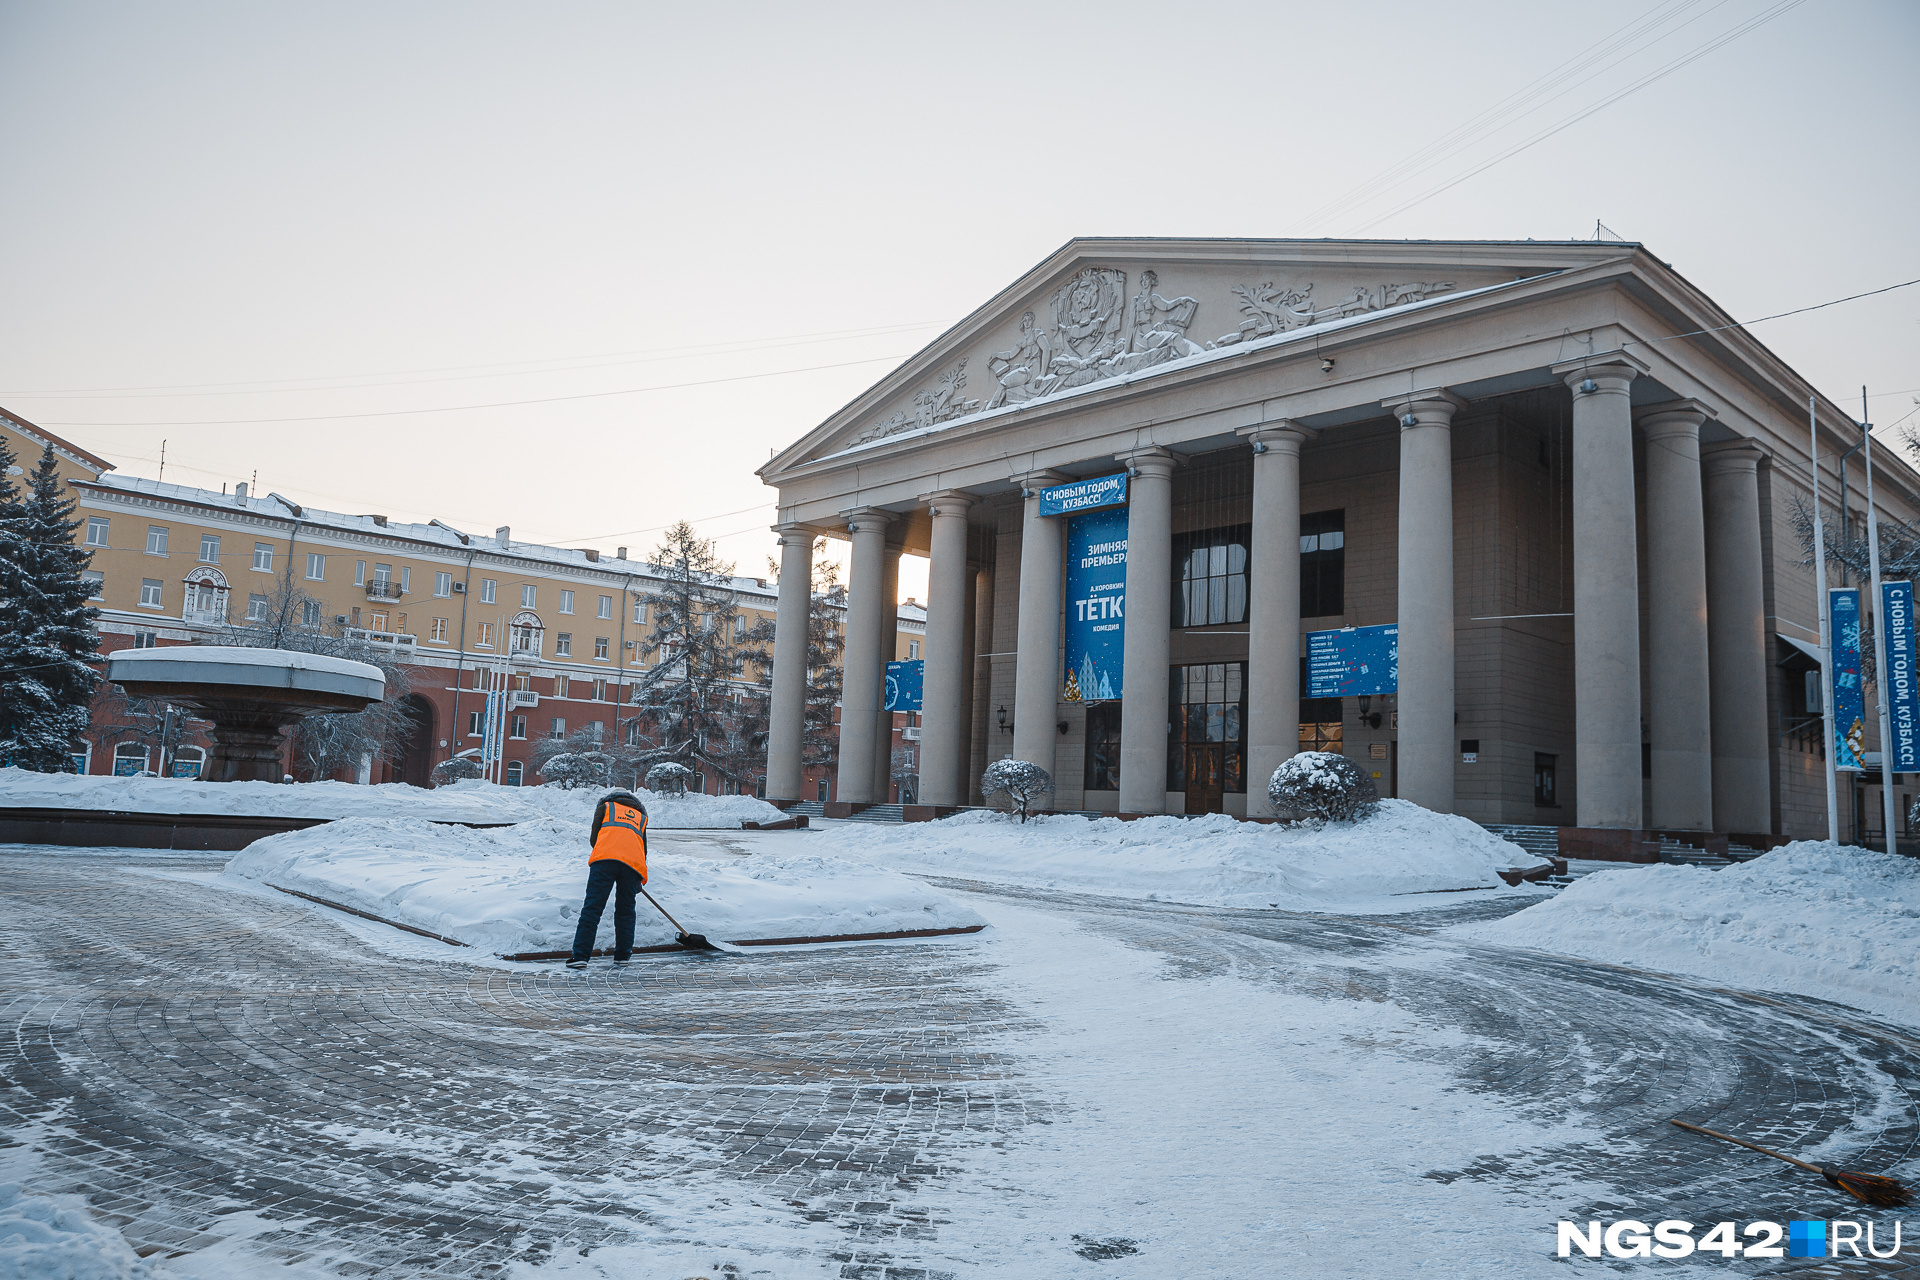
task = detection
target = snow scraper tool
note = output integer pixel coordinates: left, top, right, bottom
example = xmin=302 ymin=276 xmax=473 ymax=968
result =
xmin=1671 ymin=1119 xmax=1912 ymax=1207
xmin=638 ymin=886 xmax=723 ymax=952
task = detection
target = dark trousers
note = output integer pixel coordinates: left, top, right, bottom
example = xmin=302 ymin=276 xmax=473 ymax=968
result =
xmin=570 ymin=860 xmax=643 ymax=962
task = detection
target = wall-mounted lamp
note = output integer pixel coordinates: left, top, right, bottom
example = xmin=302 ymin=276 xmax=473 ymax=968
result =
xmin=1399 ymin=412 xmax=1419 ymax=428
xmin=1057 ymin=720 xmax=1069 ymax=736
xmin=1578 ymin=377 xmax=1598 ymax=395
xmin=1020 ymin=488 xmax=1034 ymax=499
xmin=1357 ymin=694 xmax=1383 ymax=729
xmin=1320 ymin=357 xmax=1336 ymax=372
xmin=1250 ymin=440 xmax=1269 ymax=455
xmin=997 ymin=705 xmax=1011 ymax=734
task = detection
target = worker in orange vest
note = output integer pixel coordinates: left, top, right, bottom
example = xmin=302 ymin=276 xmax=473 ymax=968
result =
xmin=566 ymin=790 xmax=649 ymax=970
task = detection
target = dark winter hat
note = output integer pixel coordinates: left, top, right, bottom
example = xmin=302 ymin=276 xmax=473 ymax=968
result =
xmin=601 ymin=789 xmax=644 ymax=816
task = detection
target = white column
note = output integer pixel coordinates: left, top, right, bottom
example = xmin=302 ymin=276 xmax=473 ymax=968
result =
xmin=919 ymin=491 xmax=975 ymax=807
xmin=1702 ymin=440 xmax=1772 ymax=833
xmin=871 ymin=544 xmax=901 ymax=801
xmin=835 ymin=509 xmax=891 ymax=805
xmin=969 ymin=565 xmax=994 ymax=803
xmin=1118 ymin=447 xmax=1177 ymax=815
xmin=1385 ymin=391 xmax=1464 ymax=814
xmin=1557 ymin=354 xmax=1649 ymax=828
xmin=1011 ymin=472 xmax=1066 ymax=778
xmin=1637 ymin=400 xmax=1715 ymax=830
xmin=1244 ymin=422 xmax=1312 ymax=816
xmin=764 ymin=524 xmax=814 ymax=801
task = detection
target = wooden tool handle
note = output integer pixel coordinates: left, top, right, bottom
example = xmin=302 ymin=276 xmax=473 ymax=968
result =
xmin=1670 ymin=1120 xmax=1824 ymax=1174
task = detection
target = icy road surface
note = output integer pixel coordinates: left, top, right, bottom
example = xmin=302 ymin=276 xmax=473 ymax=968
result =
xmin=1 ymin=840 xmax=1915 ymax=1278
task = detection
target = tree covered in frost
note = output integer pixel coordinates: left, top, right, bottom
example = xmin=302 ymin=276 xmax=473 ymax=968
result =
xmin=1268 ymin=751 xmax=1379 ymax=822
xmin=209 ymin=572 xmax=417 ymax=780
xmin=631 ymin=521 xmax=769 ymax=788
xmin=531 ymin=725 xmax=620 ymax=789
xmin=767 ymin=539 xmax=847 ymax=773
xmin=0 ymin=435 xmax=102 ymax=771
xmin=982 ymin=758 xmax=1052 ymax=822
xmin=645 ymin=761 xmax=694 ymax=793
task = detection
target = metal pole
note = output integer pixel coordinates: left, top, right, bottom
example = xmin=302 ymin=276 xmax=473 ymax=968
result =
xmin=1810 ymin=396 xmax=1838 ymax=844
xmin=1863 ymin=393 xmax=1898 ymax=854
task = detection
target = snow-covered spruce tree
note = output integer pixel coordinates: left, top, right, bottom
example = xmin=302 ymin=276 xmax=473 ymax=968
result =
xmin=631 ymin=521 xmax=769 ymax=789
xmin=0 ymin=438 xmax=101 ymax=771
xmin=982 ymin=759 xmax=1052 ymax=822
xmin=210 ymin=573 xmax=418 ymax=780
xmin=1268 ymin=752 xmax=1379 ymax=822
xmin=803 ymin=548 xmax=846 ymax=773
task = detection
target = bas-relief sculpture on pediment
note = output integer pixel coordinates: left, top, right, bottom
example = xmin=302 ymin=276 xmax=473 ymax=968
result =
xmin=834 ymin=268 xmax=1457 ymax=453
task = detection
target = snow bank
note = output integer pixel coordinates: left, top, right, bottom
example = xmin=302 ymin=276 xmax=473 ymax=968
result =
xmin=440 ymin=779 xmax=785 ymax=828
xmin=0 ymin=768 xmax=787 ymax=829
xmin=0 ymin=1183 xmax=151 ymax=1279
xmin=1453 ymin=841 xmax=1920 ymax=1026
xmin=224 ymin=817 xmax=985 ymax=955
xmin=810 ymin=799 xmax=1543 ymax=911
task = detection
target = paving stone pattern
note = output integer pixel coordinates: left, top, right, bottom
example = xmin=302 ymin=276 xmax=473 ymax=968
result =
xmin=1 ymin=849 xmax=1916 ymax=1277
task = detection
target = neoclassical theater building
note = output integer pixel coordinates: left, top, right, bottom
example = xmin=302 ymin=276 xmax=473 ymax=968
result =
xmin=759 ymin=237 xmax=1916 ymax=847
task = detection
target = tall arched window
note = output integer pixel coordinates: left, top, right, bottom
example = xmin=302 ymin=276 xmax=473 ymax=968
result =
xmin=182 ymin=566 xmax=231 ymax=625
xmin=509 ymin=611 xmax=543 ymax=655
xmin=505 ymin=760 xmax=524 ymax=786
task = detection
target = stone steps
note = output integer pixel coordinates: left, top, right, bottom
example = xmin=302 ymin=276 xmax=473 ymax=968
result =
xmin=843 ymin=804 xmax=905 ymax=824
xmin=1481 ymin=824 xmax=1562 ymax=860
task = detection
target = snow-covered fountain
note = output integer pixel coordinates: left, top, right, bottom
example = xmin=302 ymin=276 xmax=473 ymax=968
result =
xmin=105 ymin=647 xmax=384 ymax=782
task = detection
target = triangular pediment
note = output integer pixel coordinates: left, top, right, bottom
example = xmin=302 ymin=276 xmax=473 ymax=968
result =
xmin=766 ymin=237 xmax=1635 ymax=473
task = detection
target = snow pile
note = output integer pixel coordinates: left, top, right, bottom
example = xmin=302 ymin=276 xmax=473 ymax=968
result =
xmin=225 ymin=817 xmax=985 ymax=954
xmin=1453 ymin=841 xmax=1920 ymax=1026
xmin=440 ymin=778 xmax=786 ymax=829
xmin=0 ymin=767 xmax=504 ymax=823
xmin=0 ymin=1183 xmax=151 ymax=1279
xmin=812 ymin=799 xmax=1543 ymax=911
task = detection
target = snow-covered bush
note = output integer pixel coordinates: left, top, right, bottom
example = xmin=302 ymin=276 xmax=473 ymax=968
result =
xmin=433 ymin=756 xmax=483 ymax=785
xmin=539 ymin=750 xmax=615 ymax=789
xmin=982 ymin=759 xmax=1052 ymax=823
xmin=1269 ymin=751 xmax=1378 ymax=823
xmin=645 ymin=762 xmax=695 ymax=794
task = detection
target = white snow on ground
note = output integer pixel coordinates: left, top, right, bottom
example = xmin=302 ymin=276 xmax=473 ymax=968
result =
xmin=225 ymin=817 xmax=984 ymax=954
xmin=0 ymin=1183 xmax=152 ymax=1279
xmin=810 ymin=799 xmax=1547 ymax=912
xmin=1452 ymin=841 xmax=1920 ymax=1028
xmin=0 ymin=768 xmax=785 ymax=829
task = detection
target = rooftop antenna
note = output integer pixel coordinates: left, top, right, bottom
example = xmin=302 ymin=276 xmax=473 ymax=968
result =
xmin=157 ymin=439 xmax=166 ymax=483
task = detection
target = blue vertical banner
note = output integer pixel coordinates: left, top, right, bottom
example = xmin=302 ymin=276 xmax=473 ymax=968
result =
xmin=1882 ymin=580 xmax=1917 ymax=769
xmin=1831 ymin=588 xmax=1864 ymax=771
xmin=1063 ymin=506 xmax=1129 ymax=701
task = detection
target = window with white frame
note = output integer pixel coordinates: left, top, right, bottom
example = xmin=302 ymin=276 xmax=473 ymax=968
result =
xmin=253 ymin=543 xmax=274 ymax=572
xmin=475 ymin=622 xmax=495 ymax=647
xmin=597 ymin=594 xmax=613 ymax=619
xmin=85 ymin=516 xmax=109 ymax=547
xmin=199 ymin=534 xmax=220 ymax=563
xmin=306 ymin=553 xmax=325 ymax=580
xmin=354 ymin=560 xmax=366 ymax=586
xmin=734 ymin=615 xmax=746 ymax=638
xmin=139 ymin=578 xmax=163 ymax=607
xmin=82 ymin=570 xmax=104 ymax=598
xmin=146 ymin=526 xmax=169 ymax=555
xmin=549 ymin=717 xmax=566 ymax=739
xmin=521 ymin=584 xmax=536 ymax=609
xmin=248 ymin=593 xmax=269 ymax=620
xmin=372 ymin=562 xmax=392 ymax=587
xmin=301 ymin=599 xmax=321 ymax=626
xmin=554 ymin=674 xmax=570 ymax=699
xmin=559 ymin=589 xmax=575 ymax=614
xmin=133 ymin=630 xmax=158 ymax=648
xmin=505 ymin=760 xmax=523 ymax=786
xmin=592 ymin=678 xmax=607 ymax=701
xmin=468 ymin=710 xmax=483 ymax=735
xmin=510 ymin=714 xmax=526 ymax=739
xmin=555 ymin=632 xmax=572 ymax=657
xmin=594 ymin=636 xmax=609 ymax=660
xmin=633 ymin=598 xmax=645 ymax=624
xmin=480 ymin=579 xmax=497 ymax=604
xmin=430 ymin=617 xmax=448 ymax=642
xmin=434 ymin=571 xmax=452 ymax=597
xmin=909 ymin=639 xmax=920 ymax=659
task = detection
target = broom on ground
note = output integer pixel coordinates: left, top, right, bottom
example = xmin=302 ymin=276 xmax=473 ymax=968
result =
xmin=1671 ymin=1119 xmax=1912 ymax=1207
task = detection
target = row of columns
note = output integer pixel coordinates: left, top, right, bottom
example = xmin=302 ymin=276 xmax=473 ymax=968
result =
xmin=764 ymin=355 xmax=1774 ymax=831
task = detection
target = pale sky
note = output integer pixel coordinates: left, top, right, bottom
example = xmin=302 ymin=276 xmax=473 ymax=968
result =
xmin=2 ymin=0 xmax=1915 ymax=604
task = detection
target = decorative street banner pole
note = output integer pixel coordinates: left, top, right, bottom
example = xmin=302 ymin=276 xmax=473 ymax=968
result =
xmin=1305 ymin=624 xmax=1399 ymax=698
xmin=1881 ymin=580 xmax=1917 ymax=770
xmin=1830 ymin=587 xmax=1864 ymax=772
xmin=884 ymin=659 xmax=923 ymax=712
xmin=1047 ymin=472 xmax=1132 ymax=704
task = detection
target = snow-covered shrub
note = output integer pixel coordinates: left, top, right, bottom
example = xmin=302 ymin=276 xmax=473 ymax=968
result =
xmin=433 ymin=756 xmax=483 ymax=785
xmin=645 ymin=762 xmax=695 ymax=794
xmin=1268 ymin=751 xmax=1378 ymax=823
xmin=540 ymin=751 xmax=615 ymax=789
xmin=982 ymin=759 xmax=1052 ymax=823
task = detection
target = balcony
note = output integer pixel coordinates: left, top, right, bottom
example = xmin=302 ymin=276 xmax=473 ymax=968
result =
xmin=181 ymin=607 xmax=229 ymax=626
xmin=345 ymin=627 xmax=417 ymax=653
xmin=364 ymin=581 xmax=406 ymax=602
xmin=509 ymin=690 xmax=540 ymax=708
xmin=900 ymin=725 xmax=921 ymax=741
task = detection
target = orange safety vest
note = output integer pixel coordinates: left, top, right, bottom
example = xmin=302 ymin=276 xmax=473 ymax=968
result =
xmin=588 ymin=798 xmax=648 ymax=881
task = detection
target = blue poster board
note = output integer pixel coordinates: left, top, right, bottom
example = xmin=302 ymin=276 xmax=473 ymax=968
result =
xmin=1831 ymin=588 xmax=1864 ymax=771
xmin=1064 ymin=507 xmax=1128 ymax=701
xmin=1883 ymin=581 xmax=1917 ymax=769
xmin=885 ymin=659 xmax=923 ymax=712
xmin=1038 ymin=472 xmax=1128 ymax=517
xmin=1305 ymin=624 xmax=1399 ymax=698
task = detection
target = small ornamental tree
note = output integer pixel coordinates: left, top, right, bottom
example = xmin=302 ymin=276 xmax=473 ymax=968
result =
xmin=433 ymin=755 xmax=484 ymax=785
xmin=0 ymin=436 xmax=102 ymax=771
xmin=539 ymin=750 xmax=615 ymax=789
xmin=1268 ymin=751 xmax=1379 ymax=823
xmin=982 ymin=759 xmax=1052 ymax=822
xmin=646 ymin=761 xmax=694 ymax=794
